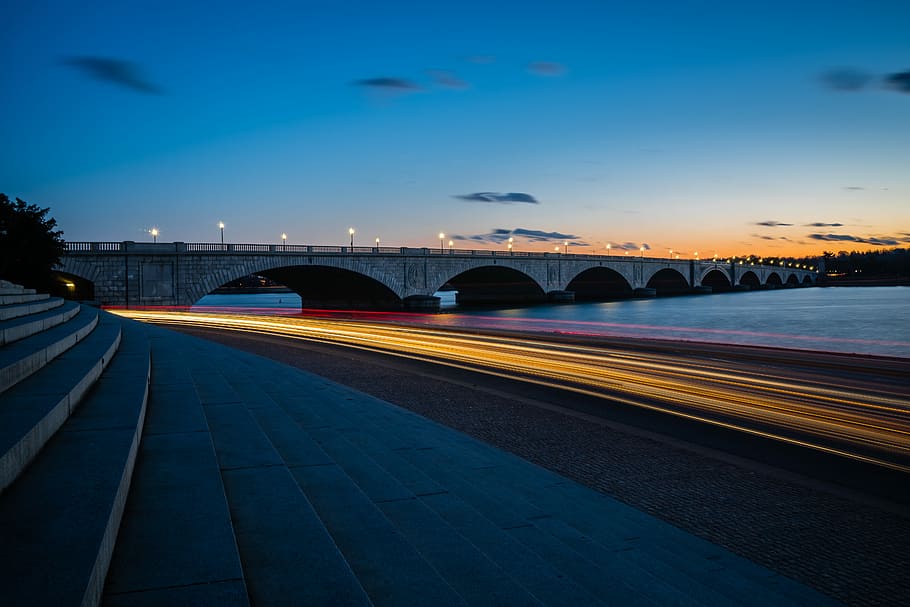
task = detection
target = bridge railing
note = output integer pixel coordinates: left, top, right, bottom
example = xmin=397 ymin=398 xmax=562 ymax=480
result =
xmin=61 ymin=242 xmax=816 ymax=272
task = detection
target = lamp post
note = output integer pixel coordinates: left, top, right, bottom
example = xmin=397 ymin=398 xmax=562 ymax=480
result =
xmin=375 ymin=237 xmax=380 ymax=248
xmin=564 ymin=241 xmax=569 ymax=254
xmin=219 ymin=221 xmax=225 ymax=248
xmin=150 ymin=227 xmax=158 ymax=243
xmin=508 ymin=242 xmax=513 ymax=254
xmin=508 ymin=236 xmax=513 ymax=252
xmin=606 ymin=243 xmax=611 ymax=256
xmin=439 ymin=232 xmax=445 ymax=253
xmin=349 ymin=227 xmax=355 ymax=247
xmin=281 ymin=233 xmax=287 ymax=248
xmin=448 ymin=240 xmax=454 ymax=253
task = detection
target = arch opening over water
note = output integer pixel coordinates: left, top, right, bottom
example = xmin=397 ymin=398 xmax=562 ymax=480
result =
xmin=701 ymin=269 xmax=732 ymax=292
xmin=646 ymin=268 xmax=689 ymax=296
xmin=196 ymin=265 xmax=402 ymax=310
xmin=566 ymin=267 xmax=633 ymax=300
xmin=444 ymin=266 xmax=545 ymax=306
xmin=786 ymin=273 xmax=800 ymax=286
xmin=739 ymin=270 xmax=761 ymax=289
xmin=766 ymin=272 xmax=783 ymax=287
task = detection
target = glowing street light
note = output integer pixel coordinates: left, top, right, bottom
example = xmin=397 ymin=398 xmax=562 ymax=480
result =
xmin=439 ymin=232 xmax=445 ymax=252
xmin=218 ymin=221 xmax=225 ymax=247
xmin=640 ymin=244 xmax=645 ymax=259
xmin=508 ymin=236 xmax=514 ymax=251
xmin=349 ymin=227 xmax=355 ymax=247
xmin=564 ymin=240 xmax=569 ymax=254
xmin=554 ymin=245 xmax=560 ymax=253
xmin=448 ymin=240 xmax=454 ymax=252
xmin=606 ymin=242 xmax=611 ymax=255
xmin=281 ymin=233 xmax=287 ymax=247
xmin=508 ymin=242 xmax=513 ymax=253
xmin=375 ymin=236 xmax=380 ymax=248
xmin=694 ymin=251 xmax=699 ymax=260
xmin=150 ymin=227 xmax=159 ymax=243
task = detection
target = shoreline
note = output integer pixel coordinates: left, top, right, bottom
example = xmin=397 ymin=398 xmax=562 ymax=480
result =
xmin=163 ymin=321 xmax=910 ymax=607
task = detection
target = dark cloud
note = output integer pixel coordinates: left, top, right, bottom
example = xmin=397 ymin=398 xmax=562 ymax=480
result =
xmin=454 ymin=192 xmax=539 ymax=204
xmin=844 ymin=186 xmax=865 ymax=191
xmin=807 ymin=233 xmax=910 ymax=246
xmin=528 ymin=61 xmax=565 ymax=76
xmin=755 ymin=220 xmax=793 ymax=227
xmin=427 ymin=69 xmax=469 ymax=89
xmin=820 ymin=68 xmax=873 ymax=91
xmin=452 ymin=227 xmax=584 ymax=245
xmin=353 ymin=77 xmax=420 ymax=90
xmin=61 ymin=56 xmax=163 ymax=94
xmin=609 ymin=241 xmax=650 ymax=251
xmin=883 ymin=70 xmax=910 ymax=93
xmin=805 ymin=222 xmax=844 ymax=227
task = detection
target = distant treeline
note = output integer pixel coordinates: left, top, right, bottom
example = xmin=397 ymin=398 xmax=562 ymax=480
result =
xmin=804 ymin=248 xmax=909 ymax=285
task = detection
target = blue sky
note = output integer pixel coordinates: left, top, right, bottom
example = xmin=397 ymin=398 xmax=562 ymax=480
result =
xmin=2 ymin=1 xmax=908 ymax=256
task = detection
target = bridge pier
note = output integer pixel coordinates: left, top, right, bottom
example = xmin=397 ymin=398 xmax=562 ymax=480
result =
xmin=547 ymin=290 xmax=575 ymax=303
xmin=633 ymin=287 xmax=657 ymax=297
xmin=403 ymin=295 xmax=441 ymax=313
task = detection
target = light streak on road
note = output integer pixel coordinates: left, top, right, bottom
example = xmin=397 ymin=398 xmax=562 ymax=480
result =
xmin=116 ymin=309 xmax=910 ymax=473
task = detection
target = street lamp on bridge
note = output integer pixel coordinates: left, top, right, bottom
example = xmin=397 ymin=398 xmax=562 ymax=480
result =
xmin=150 ymin=227 xmax=159 ymax=243
xmin=218 ymin=221 xmax=225 ymax=247
xmin=606 ymin=242 xmax=611 ymax=255
xmin=281 ymin=233 xmax=287 ymax=248
xmin=439 ymin=232 xmax=445 ymax=253
xmin=449 ymin=240 xmax=454 ymax=253
xmin=564 ymin=241 xmax=569 ymax=254
xmin=349 ymin=227 xmax=355 ymax=247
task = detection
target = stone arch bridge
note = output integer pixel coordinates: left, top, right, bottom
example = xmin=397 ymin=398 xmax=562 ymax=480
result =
xmin=58 ymin=241 xmax=817 ymax=312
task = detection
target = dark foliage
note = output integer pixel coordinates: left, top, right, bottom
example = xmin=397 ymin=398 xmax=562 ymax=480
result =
xmin=0 ymin=194 xmax=66 ymax=290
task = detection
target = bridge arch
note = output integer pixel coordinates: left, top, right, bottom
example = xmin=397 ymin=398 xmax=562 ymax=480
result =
xmin=435 ymin=265 xmax=546 ymax=306
xmin=766 ymin=272 xmax=782 ymax=287
xmin=802 ymin=274 xmax=814 ymax=285
xmin=786 ymin=273 xmax=800 ymax=286
xmin=739 ymin=270 xmax=760 ymax=289
xmin=566 ymin=267 xmax=633 ymax=300
xmin=645 ymin=268 xmax=690 ymax=296
xmin=700 ymin=268 xmax=731 ymax=292
xmin=189 ymin=260 xmax=403 ymax=310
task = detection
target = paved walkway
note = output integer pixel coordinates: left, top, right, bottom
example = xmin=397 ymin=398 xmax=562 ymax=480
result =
xmin=103 ymin=323 xmax=840 ymax=606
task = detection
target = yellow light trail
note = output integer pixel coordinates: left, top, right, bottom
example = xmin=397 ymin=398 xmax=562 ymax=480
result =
xmin=116 ymin=310 xmax=910 ymax=473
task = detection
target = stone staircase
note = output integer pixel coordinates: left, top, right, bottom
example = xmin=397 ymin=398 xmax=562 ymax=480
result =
xmin=0 ymin=280 xmax=840 ymax=606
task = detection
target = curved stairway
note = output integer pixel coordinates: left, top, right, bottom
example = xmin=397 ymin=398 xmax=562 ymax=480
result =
xmin=0 ymin=278 xmax=840 ymax=606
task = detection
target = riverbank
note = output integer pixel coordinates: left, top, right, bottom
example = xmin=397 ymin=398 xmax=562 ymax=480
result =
xmin=166 ymin=323 xmax=909 ymax=607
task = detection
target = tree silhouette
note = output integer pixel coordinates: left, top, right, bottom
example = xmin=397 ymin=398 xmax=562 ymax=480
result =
xmin=0 ymin=194 xmax=66 ymax=291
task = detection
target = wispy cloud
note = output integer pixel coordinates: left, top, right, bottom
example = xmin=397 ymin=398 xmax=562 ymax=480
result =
xmin=844 ymin=186 xmax=865 ymax=191
xmin=609 ymin=241 xmax=650 ymax=251
xmin=427 ymin=69 xmax=469 ymax=89
xmin=454 ymin=192 xmax=539 ymax=204
xmin=820 ymin=68 xmax=873 ymax=91
xmin=807 ymin=233 xmax=910 ymax=246
xmin=452 ymin=227 xmax=585 ymax=245
xmin=353 ymin=77 xmax=421 ymax=91
xmin=755 ymin=220 xmax=793 ymax=227
xmin=528 ymin=61 xmax=566 ymax=76
xmin=884 ymin=69 xmax=910 ymax=93
xmin=62 ymin=56 xmax=163 ymax=94
xmin=805 ymin=222 xmax=844 ymax=227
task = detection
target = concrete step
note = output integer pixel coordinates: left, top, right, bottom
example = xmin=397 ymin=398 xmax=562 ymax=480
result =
xmin=0 ymin=304 xmax=98 ymax=395
xmin=0 ymin=292 xmax=49 ymax=306
xmin=0 ymin=295 xmax=64 ymax=321
xmin=103 ymin=324 xmax=250 ymax=606
xmin=0 ymin=310 xmax=120 ymax=493
xmin=0 ymin=299 xmax=80 ymax=346
xmin=0 ymin=318 xmax=150 ymax=607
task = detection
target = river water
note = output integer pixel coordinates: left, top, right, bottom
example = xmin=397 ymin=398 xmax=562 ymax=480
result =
xmin=193 ymin=287 xmax=910 ymax=358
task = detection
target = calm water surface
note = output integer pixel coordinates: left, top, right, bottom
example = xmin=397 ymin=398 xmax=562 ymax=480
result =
xmin=194 ymin=287 xmax=910 ymax=358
